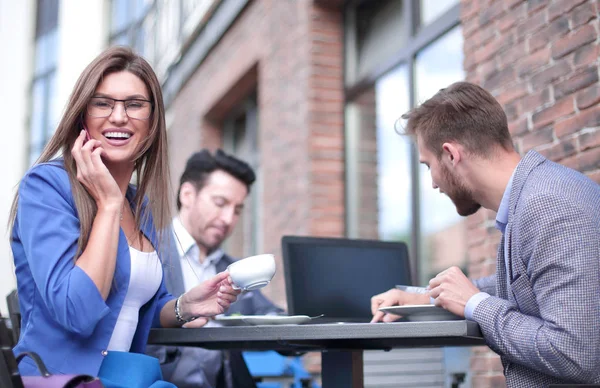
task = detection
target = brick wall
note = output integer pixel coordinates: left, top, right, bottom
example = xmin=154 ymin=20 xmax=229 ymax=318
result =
xmin=168 ymin=0 xmax=344 ymax=310
xmin=354 ymin=87 xmax=380 ymax=240
xmin=462 ymin=0 xmax=600 ymax=386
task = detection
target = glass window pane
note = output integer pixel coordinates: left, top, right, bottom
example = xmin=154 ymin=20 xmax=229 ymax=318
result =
xmin=34 ymin=35 xmax=48 ymax=74
xmin=222 ymin=102 xmax=259 ymax=259
xmin=35 ymin=0 xmax=58 ymax=38
xmin=420 ymin=0 xmax=459 ymax=26
xmin=111 ymin=0 xmax=130 ymax=33
xmin=415 ymin=26 xmax=466 ymax=284
xmin=30 ymin=80 xmax=46 ymax=149
xmin=355 ymin=0 xmax=408 ymax=81
xmin=132 ymin=0 xmax=150 ymax=20
xmin=134 ymin=27 xmax=145 ymax=55
xmin=35 ymin=29 xmax=58 ymax=74
xmin=350 ymin=65 xmax=412 ymax=245
xmin=46 ymin=73 xmax=58 ymax=140
xmin=29 ymin=144 xmax=44 ymax=167
xmin=142 ymin=14 xmax=156 ymax=63
xmin=111 ymin=33 xmax=130 ymax=47
xmin=375 ymin=66 xmax=411 ymax=243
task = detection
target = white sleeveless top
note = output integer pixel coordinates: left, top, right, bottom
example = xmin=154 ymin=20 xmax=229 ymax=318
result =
xmin=107 ymin=246 xmax=163 ymax=351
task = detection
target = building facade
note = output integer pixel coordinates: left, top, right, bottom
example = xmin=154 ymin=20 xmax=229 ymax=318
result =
xmin=3 ymin=0 xmax=600 ymax=386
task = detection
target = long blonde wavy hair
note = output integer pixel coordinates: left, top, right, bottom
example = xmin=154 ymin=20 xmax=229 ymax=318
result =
xmin=9 ymin=46 xmax=172 ymax=257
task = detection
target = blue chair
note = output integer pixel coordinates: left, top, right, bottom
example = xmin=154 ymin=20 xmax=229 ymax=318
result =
xmin=242 ymin=351 xmax=319 ymax=388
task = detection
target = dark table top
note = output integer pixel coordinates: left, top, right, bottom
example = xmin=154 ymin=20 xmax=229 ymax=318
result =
xmin=148 ymin=320 xmax=485 ymax=352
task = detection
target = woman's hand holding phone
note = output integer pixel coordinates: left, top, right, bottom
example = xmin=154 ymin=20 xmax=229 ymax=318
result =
xmin=72 ymin=129 xmax=123 ymax=211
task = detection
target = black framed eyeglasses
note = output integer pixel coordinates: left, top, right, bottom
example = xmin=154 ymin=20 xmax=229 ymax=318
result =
xmin=87 ymin=97 xmax=153 ymax=120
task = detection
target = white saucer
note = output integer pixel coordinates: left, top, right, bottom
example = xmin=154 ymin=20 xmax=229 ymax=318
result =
xmin=378 ymin=305 xmax=462 ymax=321
xmin=214 ymin=315 xmax=312 ymax=326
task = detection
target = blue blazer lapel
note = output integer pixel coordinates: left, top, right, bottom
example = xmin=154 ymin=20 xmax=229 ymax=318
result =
xmin=157 ymin=229 xmax=185 ymax=297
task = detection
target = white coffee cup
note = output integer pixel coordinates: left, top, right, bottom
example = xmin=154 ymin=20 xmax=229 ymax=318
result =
xmin=227 ymin=254 xmax=276 ymax=291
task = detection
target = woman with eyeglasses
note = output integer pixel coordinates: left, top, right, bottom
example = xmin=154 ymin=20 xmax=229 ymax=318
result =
xmin=8 ymin=46 xmax=240 ymax=387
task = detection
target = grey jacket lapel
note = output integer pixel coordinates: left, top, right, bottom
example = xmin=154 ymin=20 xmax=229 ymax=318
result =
xmin=502 ymin=151 xmax=546 ymax=286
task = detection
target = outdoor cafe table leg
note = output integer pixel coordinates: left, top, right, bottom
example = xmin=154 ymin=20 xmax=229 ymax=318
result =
xmin=321 ymin=350 xmax=364 ymax=388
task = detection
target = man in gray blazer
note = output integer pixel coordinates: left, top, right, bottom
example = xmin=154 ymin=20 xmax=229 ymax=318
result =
xmin=148 ymin=149 xmax=283 ymax=388
xmin=371 ymin=81 xmax=600 ymax=387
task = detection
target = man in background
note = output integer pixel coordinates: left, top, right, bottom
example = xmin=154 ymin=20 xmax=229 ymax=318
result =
xmin=149 ymin=149 xmax=282 ymax=388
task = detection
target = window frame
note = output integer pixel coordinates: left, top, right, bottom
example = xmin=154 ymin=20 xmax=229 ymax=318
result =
xmin=343 ymin=0 xmax=461 ymax=284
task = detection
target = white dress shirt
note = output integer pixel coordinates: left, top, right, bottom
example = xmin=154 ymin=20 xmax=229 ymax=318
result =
xmin=170 ymin=217 xmax=225 ymax=387
xmin=171 ymin=217 xmax=224 ymax=293
xmin=108 ymin=246 xmax=162 ymax=351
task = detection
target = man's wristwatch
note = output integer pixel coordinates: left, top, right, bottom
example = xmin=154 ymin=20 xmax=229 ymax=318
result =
xmin=175 ymin=294 xmax=197 ymax=323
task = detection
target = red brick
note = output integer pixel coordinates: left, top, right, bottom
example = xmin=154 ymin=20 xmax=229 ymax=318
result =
xmin=499 ymin=41 xmax=527 ymax=67
xmin=504 ymin=100 xmax=520 ymax=121
xmin=473 ymin=25 xmax=498 ymax=48
xmin=552 ymin=24 xmax=597 ymax=59
xmin=577 ymin=84 xmax=600 ymax=110
xmin=474 ymin=37 xmax=504 ymax=64
xmin=468 ymin=227 xmax=489 ymax=246
xmin=531 ymin=97 xmax=574 ymax=129
xmin=483 ymin=67 xmax=516 ymax=91
xmin=464 ymin=53 xmax=478 ymax=72
xmin=479 ymin=0 xmax=506 ymax=25
xmin=461 ymin=0 xmax=480 ymax=22
xmin=508 ymin=117 xmax=529 ymax=136
xmin=527 ymin=32 xmax=549 ymax=54
xmin=466 ymin=209 xmax=489 ymax=229
xmin=585 ymin=170 xmax=600 ymax=184
xmin=463 ymin=16 xmax=480 ymax=39
xmin=468 ymin=243 xmax=497 ymax=263
xmin=478 ymin=58 xmax=499 ymax=81
xmin=521 ymin=88 xmax=551 ymax=114
xmin=527 ymin=0 xmax=548 ymax=15
xmin=538 ymin=137 xmax=577 ymax=162
xmin=548 ymin=0 xmax=587 ymax=21
xmin=506 ymin=0 xmax=524 ymax=8
xmin=472 ymin=374 xmax=508 ymax=388
xmin=496 ymin=3 xmax=524 ymax=32
xmin=554 ymin=66 xmax=599 ymax=100
xmin=522 ymin=126 xmax=554 ymax=151
xmin=496 ymin=84 xmax=528 ymax=105
xmin=471 ymin=354 xmax=504 ymax=372
xmin=473 ymin=346 xmax=493 ymax=355
xmin=469 ymin=263 xmax=484 ymax=279
xmin=555 ymin=105 xmax=600 ymax=138
xmin=577 ymin=147 xmax=600 ymax=171
xmin=573 ymin=42 xmax=600 ymax=68
xmin=517 ymin=46 xmax=550 ymax=77
xmin=580 ymin=128 xmax=600 ymax=151
xmin=530 ymin=60 xmax=571 ymax=90
xmin=517 ymin=8 xmax=547 ymax=35
xmin=528 ymin=15 xmax=570 ymax=53
xmin=572 ymin=1 xmax=596 ymax=28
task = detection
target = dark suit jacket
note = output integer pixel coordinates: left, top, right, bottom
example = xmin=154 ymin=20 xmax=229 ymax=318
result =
xmin=147 ymin=230 xmax=283 ymax=388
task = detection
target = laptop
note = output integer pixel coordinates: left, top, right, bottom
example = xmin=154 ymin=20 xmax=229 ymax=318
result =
xmin=281 ymin=236 xmax=412 ymax=324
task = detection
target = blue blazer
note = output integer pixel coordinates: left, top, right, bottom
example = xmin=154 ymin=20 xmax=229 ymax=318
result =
xmin=11 ymin=160 xmax=174 ymax=376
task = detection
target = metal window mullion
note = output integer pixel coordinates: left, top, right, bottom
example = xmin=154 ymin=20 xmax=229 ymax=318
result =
xmin=408 ymin=0 xmax=421 ymax=287
xmin=245 ymin=99 xmax=260 ymax=256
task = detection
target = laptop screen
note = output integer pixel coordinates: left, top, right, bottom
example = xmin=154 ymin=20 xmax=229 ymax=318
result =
xmin=282 ymin=236 xmax=412 ymax=322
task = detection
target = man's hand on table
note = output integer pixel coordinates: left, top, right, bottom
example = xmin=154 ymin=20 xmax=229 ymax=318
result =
xmin=428 ymin=266 xmax=479 ymax=318
xmin=370 ymin=288 xmax=430 ymax=323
